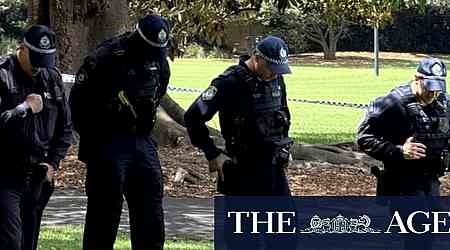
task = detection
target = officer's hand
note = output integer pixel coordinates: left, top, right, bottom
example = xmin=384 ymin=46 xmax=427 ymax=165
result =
xmin=25 ymin=94 xmax=43 ymax=114
xmin=402 ymin=137 xmax=427 ymax=160
xmin=39 ymin=163 xmax=55 ymax=183
xmin=208 ymin=153 xmax=231 ymax=181
xmin=0 ymin=102 xmax=31 ymax=123
xmin=283 ymin=153 xmax=293 ymax=169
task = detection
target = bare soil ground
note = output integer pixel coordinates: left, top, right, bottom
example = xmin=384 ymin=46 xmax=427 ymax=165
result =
xmin=55 ymin=143 xmax=450 ymax=198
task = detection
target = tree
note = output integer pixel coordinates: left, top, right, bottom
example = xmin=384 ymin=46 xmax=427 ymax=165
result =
xmin=129 ymin=0 xmax=264 ymax=56
xmin=0 ymin=0 xmax=27 ymax=53
xmin=256 ymin=4 xmax=308 ymax=54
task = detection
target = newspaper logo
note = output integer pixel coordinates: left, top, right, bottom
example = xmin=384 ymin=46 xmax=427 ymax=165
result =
xmin=300 ymin=214 xmax=381 ymax=234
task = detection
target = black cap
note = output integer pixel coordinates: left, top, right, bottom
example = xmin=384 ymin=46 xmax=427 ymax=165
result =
xmin=417 ymin=57 xmax=447 ymax=92
xmin=255 ymin=36 xmax=291 ymax=75
xmin=23 ymin=25 xmax=56 ymax=68
xmin=136 ymin=15 xmax=170 ymax=48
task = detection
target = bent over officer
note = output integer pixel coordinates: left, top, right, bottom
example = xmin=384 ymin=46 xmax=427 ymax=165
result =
xmin=69 ymin=15 xmax=170 ymax=250
xmin=358 ymin=57 xmax=449 ymax=197
xmin=0 ymin=25 xmax=72 ymax=250
xmin=357 ymin=57 xmax=450 ymax=249
xmin=184 ymin=36 xmax=293 ymax=196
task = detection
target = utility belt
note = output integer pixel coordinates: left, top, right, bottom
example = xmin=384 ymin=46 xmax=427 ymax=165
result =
xmin=227 ymin=136 xmax=293 ymax=166
xmin=217 ymin=137 xmax=293 ymax=195
xmin=413 ymin=134 xmax=450 ymax=176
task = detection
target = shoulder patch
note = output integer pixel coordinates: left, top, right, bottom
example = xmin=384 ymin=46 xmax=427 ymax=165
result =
xmin=76 ymin=68 xmax=88 ymax=84
xmin=201 ymin=86 xmax=218 ymax=101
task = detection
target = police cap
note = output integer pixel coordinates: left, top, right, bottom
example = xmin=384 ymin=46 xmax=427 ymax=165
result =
xmin=255 ymin=36 xmax=291 ymax=75
xmin=23 ymin=25 xmax=56 ymax=68
xmin=136 ymin=15 xmax=170 ymax=48
xmin=417 ymin=57 xmax=447 ymax=92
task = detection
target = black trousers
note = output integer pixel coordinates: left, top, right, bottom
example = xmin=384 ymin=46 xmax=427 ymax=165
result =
xmin=221 ymin=157 xmax=295 ymax=250
xmin=82 ymin=135 xmax=164 ymax=250
xmin=0 ymin=174 xmax=54 ymax=250
xmin=379 ymin=174 xmax=441 ymax=250
xmin=220 ymin=156 xmax=291 ymax=196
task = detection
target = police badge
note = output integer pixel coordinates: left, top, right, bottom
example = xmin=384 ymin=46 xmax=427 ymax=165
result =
xmin=158 ymin=29 xmax=167 ymax=43
xmin=40 ymin=36 xmax=51 ymax=49
xmin=279 ymin=48 xmax=287 ymax=59
xmin=432 ymin=63 xmax=443 ymax=76
xmin=201 ymin=86 xmax=218 ymax=101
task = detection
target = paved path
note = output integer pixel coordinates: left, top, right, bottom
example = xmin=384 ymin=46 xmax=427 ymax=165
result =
xmin=42 ymin=190 xmax=214 ymax=240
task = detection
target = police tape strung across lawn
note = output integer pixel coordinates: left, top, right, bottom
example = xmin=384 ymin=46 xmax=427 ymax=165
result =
xmin=62 ymin=74 xmax=369 ymax=109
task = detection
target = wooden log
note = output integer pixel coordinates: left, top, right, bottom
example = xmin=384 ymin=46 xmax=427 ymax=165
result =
xmin=173 ymin=167 xmax=199 ymax=184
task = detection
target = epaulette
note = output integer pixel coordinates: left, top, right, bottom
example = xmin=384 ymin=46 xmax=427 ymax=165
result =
xmin=390 ymin=83 xmax=416 ymax=106
xmin=228 ymin=65 xmax=254 ymax=83
xmin=367 ymin=85 xmax=409 ymax=116
xmin=220 ymin=65 xmax=243 ymax=78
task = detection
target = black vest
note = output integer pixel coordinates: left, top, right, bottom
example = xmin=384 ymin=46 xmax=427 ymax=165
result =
xmin=395 ymin=86 xmax=450 ymax=174
xmin=220 ymin=65 xmax=290 ymax=157
xmin=100 ymin=34 xmax=168 ymax=135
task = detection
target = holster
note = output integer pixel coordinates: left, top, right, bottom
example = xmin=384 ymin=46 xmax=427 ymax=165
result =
xmin=24 ymin=163 xmax=49 ymax=202
xmin=217 ymin=160 xmax=238 ymax=195
xmin=271 ymin=137 xmax=294 ymax=166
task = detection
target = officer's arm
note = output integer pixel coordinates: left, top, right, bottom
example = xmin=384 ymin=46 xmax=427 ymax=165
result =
xmin=184 ymin=79 xmax=225 ymax=161
xmin=357 ymin=96 xmax=404 ymax=162
xmin=280 ymin=77 xmax=291 ymax=136
xmin=0 ymin=77 xmax=6 ymax=113
xmin=69 ymin=56 xmax=98 ymax=135
xmin=159 ymin=58 xmax=171 ymax=97
xmin=45 ymin=69 xmax=73 ymax=169
xmin=0 ymin=70 xmax=13 ymax=127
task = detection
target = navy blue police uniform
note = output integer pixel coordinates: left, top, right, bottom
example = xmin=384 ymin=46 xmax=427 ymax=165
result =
xmin=69 ymin=15 xmax=170 ymax=250
xmin=358 ymin=58 xmax=449 ymax=197
xmin=0 ymin=25 xmax=72 ymax=250
xmin=359 ymin=58 xmax=450 ymax=250
xmin=184 ymin=36 xmax=293 ymax=196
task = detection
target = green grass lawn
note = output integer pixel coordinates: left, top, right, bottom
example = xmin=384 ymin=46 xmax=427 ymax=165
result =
xmin=168 ymin=58 xmax=424 ymax=144
xmin=39 ymin=226 xmax=212 ymax=250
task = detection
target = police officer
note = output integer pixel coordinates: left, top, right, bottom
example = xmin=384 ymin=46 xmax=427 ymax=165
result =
xmin=0 ymin=25 xmax=72 ymax=250
xmin=358 ymin=57 xmax=449 ymax=196
xmin=357 ymin=58 xmax=449 ymax=249
xmin=184 ymin=36 xmax=293 ymax=196
xmin=69 ymin=15 xmax=170 ymax=250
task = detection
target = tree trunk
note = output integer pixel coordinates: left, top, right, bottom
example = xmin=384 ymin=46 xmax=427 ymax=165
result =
xmin=326 ymin=26 xmax=337 ymax=61
xmin=323 ymin=49 xmax=336 ymax=61
xmin=29 ymin=0 xmax=129 ymax=73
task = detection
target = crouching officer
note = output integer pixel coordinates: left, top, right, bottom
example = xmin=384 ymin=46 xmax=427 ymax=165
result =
xmin=184 ymin=36 xmax=293 ymax=196
xmin=69 ymin=15 xmax=170 ymax=250
xmin=358 ymin=57 xmax=450 ymax=197
xmin=0 ymin=25 xmax=72 ymax=250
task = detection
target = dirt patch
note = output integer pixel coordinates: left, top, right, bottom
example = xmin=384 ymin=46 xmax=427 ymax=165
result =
xmin=55 ymin=143 xmax=450 ymax=197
